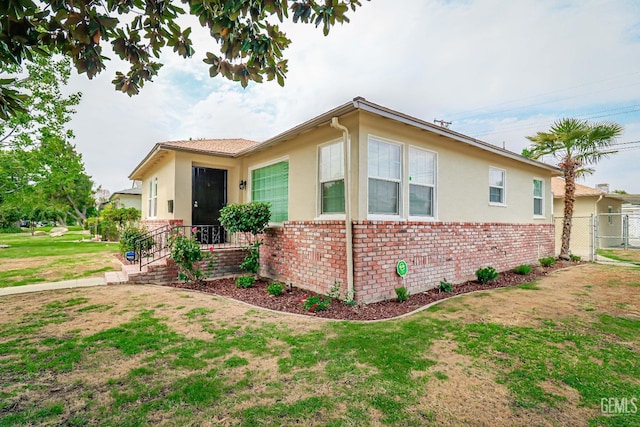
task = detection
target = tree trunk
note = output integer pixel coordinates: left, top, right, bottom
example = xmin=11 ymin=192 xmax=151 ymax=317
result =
xmin=560 ymin=161 xmax=577 ymax=260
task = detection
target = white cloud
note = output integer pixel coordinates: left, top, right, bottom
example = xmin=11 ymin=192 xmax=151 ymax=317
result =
xmin=66 ymin=0 xmax=640 ymax=193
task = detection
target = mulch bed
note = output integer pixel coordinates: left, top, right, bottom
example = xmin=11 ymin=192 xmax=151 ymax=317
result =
xmin=167 ymin=261 xmax=581 ymax=321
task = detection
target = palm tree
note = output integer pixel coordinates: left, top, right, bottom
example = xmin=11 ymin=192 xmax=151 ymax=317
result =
xmin=523 ymin=118 xmax=623 ymax=260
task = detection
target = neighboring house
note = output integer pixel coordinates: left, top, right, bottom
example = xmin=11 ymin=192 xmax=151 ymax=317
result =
xmin=551 ymin=178 xmax=640 ymax=257
xmin=109 ymin=181 xmax=143 ymax=210
xmin=129 ymin=97 xmax=560 ymax=303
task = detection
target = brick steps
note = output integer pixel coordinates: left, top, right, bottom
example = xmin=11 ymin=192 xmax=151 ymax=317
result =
xmin=104 ymin=248 xmax=247 ymax=285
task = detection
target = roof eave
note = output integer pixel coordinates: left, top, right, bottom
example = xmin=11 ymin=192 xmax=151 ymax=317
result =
xmin=234 ymin=100 xmax=359 ymax=156
xmin=353 ymin=99 xmax=562 ymax=174
xmin=128 ymin=143 xmax=162 ymax=180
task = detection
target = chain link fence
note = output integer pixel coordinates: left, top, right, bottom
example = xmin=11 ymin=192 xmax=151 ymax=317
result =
xmin=555 ymin=213 xmax=640 ymax=262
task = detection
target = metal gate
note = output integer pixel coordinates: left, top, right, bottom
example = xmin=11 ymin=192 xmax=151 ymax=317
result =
xmin=553 ymin=213 xmax=640 ymax=263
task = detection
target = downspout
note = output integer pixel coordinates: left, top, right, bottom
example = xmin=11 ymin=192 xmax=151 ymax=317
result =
xmin=330 ymin=117 xmax=354 ymax=302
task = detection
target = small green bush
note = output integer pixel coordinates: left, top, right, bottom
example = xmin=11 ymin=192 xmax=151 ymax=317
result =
xmin=569 ymin=254 xmax=581 ymax=262
xmin=395 ymin=286 xmax=410 ymax=302
xmin=439 ymin=281 xmax=453 ymax=293
xmin=119 ymin=225 xmax=152 ymax=255
xmin=236 ymin=276 xmax=255 ymax=289
xmin=169 ymin=233 xmax=204 ymax=283
xmin=475 ymin=266 xmax=499 ymax=284
xmin=513 ymin=264 xmax=532 ymax=275
xmin=539 ymin=256 xmax=557 ymax=267
xmin=302 ymin=294 xmax=330 ymax=312
xmin=267 ymin=282 xmax=284 ymax=296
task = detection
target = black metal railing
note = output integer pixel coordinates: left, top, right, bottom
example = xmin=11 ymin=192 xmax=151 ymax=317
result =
xmin=132 ymin=224 xmax=243 ymax=270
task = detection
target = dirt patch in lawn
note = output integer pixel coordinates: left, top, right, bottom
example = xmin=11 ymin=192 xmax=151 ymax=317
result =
xmin=0 ymin=253 xmax=120 ymax=286
xmin=433 ymin=263 xmax=640 ymax=327
xmin=421 ymin=340 xmax=597 ymax=427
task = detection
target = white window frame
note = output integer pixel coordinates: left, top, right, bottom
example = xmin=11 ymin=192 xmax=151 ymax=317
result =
xmin=533 ymin=178 xmax=544 ymax=218
xmin=317 ymin=139 xmax=345 ymax=219
xmin=248 ymin=156 xmax=290 ymax=225
xmin=489 ymin=167 xmax=506 ymax=206
xmin=147 ymin=177 xmax=157 ymax=218
xmin=408 ymin=146 xmax=437 ymax=220
xmin=367 ymin=135 xmax=403 ymax=220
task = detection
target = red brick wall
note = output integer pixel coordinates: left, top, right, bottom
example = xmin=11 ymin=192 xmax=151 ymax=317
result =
xmin=260 ymin=220 xmax=555 ymax=304
xmin=128 ymin=248 xmax=247 ymax=284
xmin=260 ymin=221 xmax=348 ymax=296
xmin=352 ymin=221 xmax=555 ymax=303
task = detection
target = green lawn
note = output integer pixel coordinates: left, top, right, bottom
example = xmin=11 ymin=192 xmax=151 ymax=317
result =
xmin=597 ymin=248 xmax=640 ymax=265
xmin=0 ymin=229 xmax=119 ymax=287
xmin=0 ymin=263 xmax=638 ymax=426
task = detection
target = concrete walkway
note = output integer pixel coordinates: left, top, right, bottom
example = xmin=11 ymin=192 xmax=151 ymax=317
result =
xmin=0 ymin=277 xmax=106 ymax=296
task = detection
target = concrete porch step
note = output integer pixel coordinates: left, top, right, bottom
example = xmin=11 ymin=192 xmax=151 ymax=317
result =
xmin=105 ymin=270 xmax=128 ymax=285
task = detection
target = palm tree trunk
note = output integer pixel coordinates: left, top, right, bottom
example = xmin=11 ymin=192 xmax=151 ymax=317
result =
xmin=560 ymin=162 xmax=577 ymax=260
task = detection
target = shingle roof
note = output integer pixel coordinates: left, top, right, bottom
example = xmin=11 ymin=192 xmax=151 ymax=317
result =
xmin=159 ymin=138 xmax=260 ymax=155
xmin=552 ymin=177 xmax=605 ymax=198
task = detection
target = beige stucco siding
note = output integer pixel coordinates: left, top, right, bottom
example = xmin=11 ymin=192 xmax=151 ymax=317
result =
xmin=241 ymin=113 xmax=359 ymax=221
xmin=111 ymin=194 xmax=141 ymax=210
xmin=357 ymin=112 xmax=553 ymax=223
xmin=140 ymin=153 xmax=176 ymax=220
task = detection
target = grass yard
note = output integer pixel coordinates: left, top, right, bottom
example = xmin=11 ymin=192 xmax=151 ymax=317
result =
xmin=598 ymin=248 xmax=640 ymax=265
xmin=0 ymin=263 xmax=639 ymax=426
xmin=0 ymin=229 xmax=119 ymax=287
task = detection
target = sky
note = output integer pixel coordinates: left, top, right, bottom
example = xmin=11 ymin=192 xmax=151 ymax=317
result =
xmin=65 ymin=0 xmax=640 ymax=195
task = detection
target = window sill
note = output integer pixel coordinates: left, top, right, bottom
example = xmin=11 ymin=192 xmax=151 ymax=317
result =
xmin=533 ymin=215 xmax=546 ymax=220
xmin=315 ymin=214 xmax=346 ymax=220
xmin=489 ymin=203 xmax=507 ymax=208
xmin=367 ymin=214 xmax=404 ymax=221
xmin=408 ymin=216 xmax=438 ymax=222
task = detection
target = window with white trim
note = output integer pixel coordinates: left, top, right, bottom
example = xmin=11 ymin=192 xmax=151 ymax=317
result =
xmin=533 ymin=179 xmax=544 ymax=216
xmin=147 ymin=177 xmax=157 ymax=218
xmin=409 ymin=147 xmax=436 ymax=217
xmin=319 ymin=141 xmax=344 ymax=214
xmin=489 ymin=167 xmax=506 ymax=205
xmin=368 ymin=138 xmax=401 ymax=215
xmin=251 ymin=160 xmax=289 ymax=222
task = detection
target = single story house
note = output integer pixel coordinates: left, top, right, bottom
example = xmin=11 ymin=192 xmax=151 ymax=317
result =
xmin=129 ymin=97 xmax=560 ymax=303
xmin=109 ymin=181 xmax=143 ymax=210
xmin=551 ymin=178 xmax=640 ymax=257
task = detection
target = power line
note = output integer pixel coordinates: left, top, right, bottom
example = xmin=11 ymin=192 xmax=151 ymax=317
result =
xmin=464 ymin=105 xmax=640 ymax=138
xmin=446 ymin=70 xmax=640 ymax=121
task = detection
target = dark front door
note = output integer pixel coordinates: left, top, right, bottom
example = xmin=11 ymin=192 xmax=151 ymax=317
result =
xmin=192 ymin=167 xmax=227 ymax=244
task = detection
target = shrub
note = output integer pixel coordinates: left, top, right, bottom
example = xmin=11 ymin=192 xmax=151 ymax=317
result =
xmin=569 ymin=254 xmax=581 ymax=262
xmin=539 ymin=256 xmax=557 ymax=267
xmin=119 ymin=225 xmax=152 ymax=255
xmin=219 ymin=202 xmax=271 ymax=275
xmin=236 ymin=275 xmax=255 ymax=289
xmin=513 ymin=264 xmax=532 ymax=275
xmin=239 ymin=243 xmax=260 ymax=274
xmin=169 ymin=230 xmax=216 ymax=283
xmin=267 ymin=282 xmax=284 ymax=296
xmin=439 ymin=280 xmax=452 ymax=293
xmin=302 ymin=294 xmax=330 ymax=312
xmin=475 ymin=266 xmax=499 ymax=284
xmin=170 ymin=232 xmax=203 ymax=282
xmin=395 ymin=286 xmax=410 ymax=302
xmin=328 ymin=280 xmax=341 ymax=300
